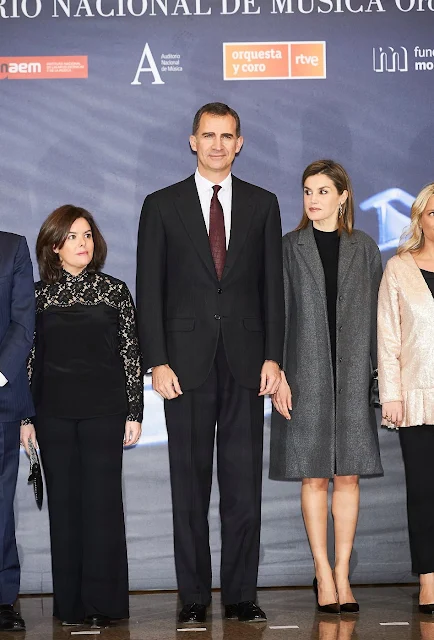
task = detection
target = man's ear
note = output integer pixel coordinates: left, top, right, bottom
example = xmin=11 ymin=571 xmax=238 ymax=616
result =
xmin=189 ymin=135 xmax=197 ymax=153
xmin=235 ymin=136 xmax=244 ymax=154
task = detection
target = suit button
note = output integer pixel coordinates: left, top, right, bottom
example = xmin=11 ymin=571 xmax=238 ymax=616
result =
xmin=214 ymin=314 xmax=221 ymax=320
xmin=339 ymin=325 xmax=343 ymax=331
xmin=338 ymin=388 xmax=343 ymax=394
xmin=339 ymin=295 xmax=343 ymax=301
xmin=218 ymin=288 xmax=222 ymax=294
xmin=339 ymin=357 xmax=343 ymax=363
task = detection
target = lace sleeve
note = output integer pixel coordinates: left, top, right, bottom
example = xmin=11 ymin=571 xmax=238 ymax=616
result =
xmin=117 ymin=283 xmax=144 ymax=422
xmin=20 ymin=331 xmax=36 ymax=426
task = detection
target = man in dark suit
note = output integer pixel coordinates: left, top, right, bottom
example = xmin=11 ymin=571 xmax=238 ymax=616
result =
xmin=136 ymin=103 xmax=284 ymax=623
xmin=0 ymin=232 xmax=35 ymax=631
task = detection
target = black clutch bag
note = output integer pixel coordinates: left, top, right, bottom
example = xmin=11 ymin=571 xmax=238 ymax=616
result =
xmin=370 ymin=369 xmax=381 ymax=408
xmin=27 ymin=439 xmax=43 ymax=510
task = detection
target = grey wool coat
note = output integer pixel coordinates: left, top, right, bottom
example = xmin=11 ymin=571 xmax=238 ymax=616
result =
xmin=269 ymin=223 xmax=384 ymax=479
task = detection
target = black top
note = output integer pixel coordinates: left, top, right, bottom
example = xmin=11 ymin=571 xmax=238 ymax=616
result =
xmin=313 ymin=227 xmax=340 ymax=373
xmin=25 ymin=270 xmax=143 ymax=422
xmin=421 ymin=268 xmax=434 ymax=297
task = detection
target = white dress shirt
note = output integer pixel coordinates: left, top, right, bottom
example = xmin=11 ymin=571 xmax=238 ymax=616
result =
xmin=0 ymin=372 xmax=8 ymax=386
xmin=195 ymin=169 xmax=232 ymax=249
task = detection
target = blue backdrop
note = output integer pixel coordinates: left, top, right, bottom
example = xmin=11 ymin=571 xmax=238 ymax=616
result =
xmin=2 ymin=0 xmax=433 ymax=592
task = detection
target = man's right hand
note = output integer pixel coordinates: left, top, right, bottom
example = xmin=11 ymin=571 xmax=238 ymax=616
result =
xmin=152 ymin=364 xmax=183 ymax=400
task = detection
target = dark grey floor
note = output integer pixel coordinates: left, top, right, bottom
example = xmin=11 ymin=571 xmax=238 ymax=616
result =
xmin=6 ymin=586 xmax=434 ymax=640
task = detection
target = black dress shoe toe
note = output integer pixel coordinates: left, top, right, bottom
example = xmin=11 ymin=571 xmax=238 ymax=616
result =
xmin=226 ymin=601 xmax=267 ymax=622
xmin=62 ymin=620 xmax=85 ymax=626
xmin=419 ymin=604 xmax=434 ymax=615
xmin=0 ymin=607 xmax=26 ymax=631
xmin=340 ymin=602 xmax=359 ymax=614
xmin=178 ymin=604 xmax=207 ymax=624
xmin=85 ymin=615 xmax=111 ymax=628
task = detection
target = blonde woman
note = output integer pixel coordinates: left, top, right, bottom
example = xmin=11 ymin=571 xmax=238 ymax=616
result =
xmin=378 ymin=182 xmax=434 ymax=614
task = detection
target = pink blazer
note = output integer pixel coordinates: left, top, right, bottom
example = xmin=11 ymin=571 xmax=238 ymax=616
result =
xmin=378 ymin=252 xmax=434 ymax=428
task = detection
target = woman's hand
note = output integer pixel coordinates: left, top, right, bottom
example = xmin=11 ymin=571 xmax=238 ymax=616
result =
xmin=382 ymin=401 xmax=403 ymax=427
xmin=124 ymin=421 xmax=142 ymax=446
xmin=271 ymin=371 xmax=292 ymax=420
xmin=20 ymin=423 xmax=38 ymax=457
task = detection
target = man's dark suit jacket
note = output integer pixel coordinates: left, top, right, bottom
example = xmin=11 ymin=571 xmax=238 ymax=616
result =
xmin=136 ymin=174 xmax=284 ymax=391
xmin=0 ymin=232 xmax=35 ymax=421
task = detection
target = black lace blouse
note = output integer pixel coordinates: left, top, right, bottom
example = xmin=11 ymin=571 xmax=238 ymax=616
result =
xmin=24 ymin=270 xmax=143 ymax=422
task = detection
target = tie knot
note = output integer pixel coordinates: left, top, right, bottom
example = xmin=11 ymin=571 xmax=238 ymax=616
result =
xmin=212 ymin=185 xmax=221 ymax=196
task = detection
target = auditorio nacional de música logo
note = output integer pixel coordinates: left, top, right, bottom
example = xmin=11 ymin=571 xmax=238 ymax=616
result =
xmin=0 ymin=56 xmax=88 ymax=80
xmin=223 ymin=41 xmax=326 ymax=80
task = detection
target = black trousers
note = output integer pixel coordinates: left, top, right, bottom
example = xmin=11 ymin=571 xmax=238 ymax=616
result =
xmin=399 ymin=424 xmax=434 ymax=574
xmin=35 ymin=412 xmax=129 ymax=622
xmin=164 ymin=335 xmax=265 ymax=606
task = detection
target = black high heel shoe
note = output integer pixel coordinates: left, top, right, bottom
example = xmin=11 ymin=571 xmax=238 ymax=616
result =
xmin=313 ymin=578 xmax=340 ymax=615
xmin=340 ymin=602 xmax=360 ymax=614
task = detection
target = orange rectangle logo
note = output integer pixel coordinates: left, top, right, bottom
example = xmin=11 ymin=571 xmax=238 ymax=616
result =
xmin=223 ymin=42 xmax=326 ymax=80
xmin=0 ymin=56 xmax=88 ymax=80
xmin=291 ymin=43 xmax=326 ymax=78
xmin=224 ymin=43 xmax=289 ymax=80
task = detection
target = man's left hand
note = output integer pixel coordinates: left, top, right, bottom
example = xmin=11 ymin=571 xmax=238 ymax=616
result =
xmin=259 ymin=360 xmax=281 ymax=396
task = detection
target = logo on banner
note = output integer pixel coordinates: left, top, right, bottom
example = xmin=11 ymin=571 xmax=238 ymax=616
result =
xmin=0 ymin=56 xmax=88 ymax=80
xmin=373 ymin=47 xmax=408 ymax=73
xmin=131 ymin=44 xmax=184 ymax=86
xmin=223 ymin=42 xmax=326 ymax=81
xmin=372 ymin=46 xmax=434 ymax=73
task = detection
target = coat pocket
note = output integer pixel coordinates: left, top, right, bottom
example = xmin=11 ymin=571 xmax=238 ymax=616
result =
xmin=166 ymin=318 xmax=195 ymax=332
xmin=243 ymin=318 xmax=263 ymax=332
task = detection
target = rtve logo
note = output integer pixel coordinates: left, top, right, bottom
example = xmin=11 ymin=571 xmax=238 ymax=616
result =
xmin=372 ymin=46 xmax=408 ymax=73
xmin=223 ymin=41 xmax=326 ymax=81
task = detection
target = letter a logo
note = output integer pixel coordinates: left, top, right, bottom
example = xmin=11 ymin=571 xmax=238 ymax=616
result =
xmin=131 ymin=43 xmax=164 ymax=86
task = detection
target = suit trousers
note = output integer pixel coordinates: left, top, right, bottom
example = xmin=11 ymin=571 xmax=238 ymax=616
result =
xmin=399 ymin=424 xmax=434 ymax=574
xmin=0 ymin=421 xmax=20 ymax=605
xmin=35 ymin=412 xmax=129 ymax=622
xmin=164 ymin=334 xmax=265 ymax=606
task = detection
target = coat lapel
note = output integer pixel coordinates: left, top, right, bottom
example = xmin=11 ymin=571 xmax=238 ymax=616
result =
xmin=222 ymin=176 xmax=255 ymax=280
xmin=337 ymin=230 xmax=358 ymax=292
xmin=174 ymin=175 xmax=217 ymax=279
xmin=296 ymin=223 xmax=327 ymax=308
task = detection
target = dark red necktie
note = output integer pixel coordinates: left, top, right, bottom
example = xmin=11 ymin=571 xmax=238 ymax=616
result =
xmin=209 ymin=185 xmax=226 ymax=280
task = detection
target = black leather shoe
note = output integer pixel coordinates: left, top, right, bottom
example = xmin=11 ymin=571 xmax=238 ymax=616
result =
xmin=313 ymin=578 xmax=340 ymax=615
xmin=85 ymin=615 xmax=111 ymax=628
xmin=340 ymin=602 xmax=360 ymax=614
xmin=0 ymin=605 xmax=26 ymax=631
xmin=178 ymin=604 xmax=207 ymax=624
xmin=419 ymin=604 xmax=434 ymax=614
xmin=225 ymin=601 xmax=267 ymax=622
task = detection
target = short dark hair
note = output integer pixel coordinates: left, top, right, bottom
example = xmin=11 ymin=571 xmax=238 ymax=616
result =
xmin=36 ymin=204 xmax=107 ymax=284
xmin=296 ymin=159 xmax=355 ymax=235
xmin=192 ymin=102 xmax=241 ymax=137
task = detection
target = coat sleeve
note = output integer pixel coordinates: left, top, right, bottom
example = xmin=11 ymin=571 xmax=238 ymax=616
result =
xmin=377 ymin=259 xmax=403 ymax=403
xmin=369 ymin=246 xmax=383 ymax=371
xmin=136 ymin=194 xmax=169 ymax=371
xmin=118 ymin=282 xmax=144 ymax=423
xmin=0 ymin=236 xmax=35 ymax=384
xmin=281 ymin=235 xmax=292 ymax=373
xmin=263 ymin=194 xmax=285 ymax=365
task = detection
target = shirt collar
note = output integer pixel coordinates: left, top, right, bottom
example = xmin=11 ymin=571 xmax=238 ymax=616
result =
xmin=62 ymin=268 xmax=89 ymax=282
xmin=195 ymin=168 xmax=232 ymax=194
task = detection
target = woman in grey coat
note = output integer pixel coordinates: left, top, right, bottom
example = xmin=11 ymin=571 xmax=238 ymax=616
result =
xmin=270 ymin=160 xmax=383 ymax=614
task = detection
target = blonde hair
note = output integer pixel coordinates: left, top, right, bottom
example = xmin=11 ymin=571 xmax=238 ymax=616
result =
xmin=296 ymin=159 xmax=354 ymax=236
xmin=398 ymin=182 xmax=434 ymax=255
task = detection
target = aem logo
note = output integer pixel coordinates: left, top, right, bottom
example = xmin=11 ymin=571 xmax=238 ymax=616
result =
xmin=0 ymin=62 xmax=41 ymax=78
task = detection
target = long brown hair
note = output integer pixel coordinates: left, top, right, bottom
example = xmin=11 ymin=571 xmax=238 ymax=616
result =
xmin=36 ymin=205 xmax=107 ymax=284
xmin=296 ymin=159 xmax=355 ymax=235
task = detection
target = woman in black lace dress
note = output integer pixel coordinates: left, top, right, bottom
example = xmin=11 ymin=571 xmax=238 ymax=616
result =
xmin=20 ymin=205 xmax=143 ymax=628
